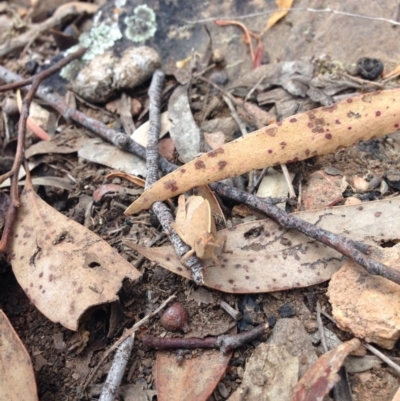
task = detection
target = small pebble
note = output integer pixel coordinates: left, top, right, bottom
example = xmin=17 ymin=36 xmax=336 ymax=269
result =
xmin=385 ymin=170 xmax=400 ymax=190
xmin=2 ymin=98 xmax=18 ymax=116
xmin=218 ymin=382 xmax=230 ymax=399
xmin=324 ymin=166 xmax=342 ymax=176
xmin=160 ymin=302 xmax=189 ymax=332
xmin=358 ymin=191 xmax=380 ymax=201
xmin=268 ymin=314 xmax=277 ymax=328
xmin=379 ymin=179 xmax=389 ymax=195
xmin=367 ymin=175 xmax=381 ymax=190
xmin=25 ymin=60 xmax=39 ymax=75
xmin=353 ymin=176 xmax=369 ymax=192
xmin=356 ymin=57 xmax=384 ymax=80
xmin=209 ymin=70 xmax=229 ymax=86
xmin=278 ymin=303 xmax=295 ymax=318
xmin=344 ymin=196 xmax=362 ymax=206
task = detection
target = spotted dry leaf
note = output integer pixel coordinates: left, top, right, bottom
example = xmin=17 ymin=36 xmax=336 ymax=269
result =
xmin=126 ymin=89 xmax=400 ymax=215
xmin=9 ymin=183 xmax=141 ymax=331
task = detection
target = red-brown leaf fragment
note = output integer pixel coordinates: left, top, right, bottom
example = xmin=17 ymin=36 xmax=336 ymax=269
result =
xmin=290 ymin=338 xmax=361 ymax=401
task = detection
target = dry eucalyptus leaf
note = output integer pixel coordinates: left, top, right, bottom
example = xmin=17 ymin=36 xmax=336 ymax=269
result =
xmin=290 ymin=338 xmax=361 ymax=401
xmin=125 ymin=197 xmax=400 ymax=293
xmin=9 ymin=184 xmax=141 ymax=331
xmin=0 ymin=310 xmax=38 ymax=401
xmin=16 ymin=90 xmax=50 ymax=141
xmin=156 ymin=349 xmax=231 ymax=401
xmin=168 ymin=84 xmax=201 ymax=162
xmin=126 ymin=88 xmax=400 ymax=215
xmin=25 ymin=128 xmax=86 ymax=158
xmin=130 ymin=111 xmax=171 ymax=147
xmin=92 ymin=184 xmax=142 ymax=202
xmin=105 ymin=172 xmax=145 ymax=187
xmin=78 ymin=138 xmax=148 ymax=177
xmin=195 ymin=185 xmax=226 ymax=226
xmin=263 ymin=0 xmax=295 ymax=32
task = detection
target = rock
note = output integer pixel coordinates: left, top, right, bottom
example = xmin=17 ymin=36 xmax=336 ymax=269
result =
xmin=218 ymin=382 xmax=230 ymax=398
xmin=227 ymin=343 xmax=299 ymax=401
xmin=353 ymin=176 xmax=369 ymax=192
xmin=257 ymin=168 xmax=294 ymax=210
xmin=344 ymin=196 xmax=362 ymax=206
xmin=302 ymin=170 xmax=347 ymax=210
xmin=328 ymin=246 xmax=400 ymax=349
xmin=278 ymin=303 xmax=296 ymax=318
xmin=356 ymin=57 xmax=384 ymax=81
xmin=267 ymin=318 xmax=317 ymax=377
xmin=72 ymin=46 xmax=161 ymax=102
xmin=267 ymin=315 xmax=277 ymax=328
xmin=385 ymin=170 xmax=400 ymax=191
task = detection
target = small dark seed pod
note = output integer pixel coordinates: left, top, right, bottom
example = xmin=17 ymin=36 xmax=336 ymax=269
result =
xmin=160 ymin=302 xmax=189 ymax=332
xmin=356 ymin=57 xmax=383 ymax=81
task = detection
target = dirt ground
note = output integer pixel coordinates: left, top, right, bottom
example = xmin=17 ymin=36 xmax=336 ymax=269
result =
xmin=2 ymin=1 xmax=400 ymax=400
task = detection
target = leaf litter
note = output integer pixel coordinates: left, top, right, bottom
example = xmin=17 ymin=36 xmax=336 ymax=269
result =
xmin=125 ymin=197 xmax=400 ymax=293
xmin=0 ymin=310 xmax=38 ymax=401
xmin=9 ymin=180 xmax=141 ymax=331
xmin=2 ymin=1 xmax=398 ymax=399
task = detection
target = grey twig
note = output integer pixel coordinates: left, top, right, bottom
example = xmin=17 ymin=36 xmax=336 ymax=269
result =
xmin=0 ymin=47 xmax=86 ymax=253
xmin=146 ymin=69 xmax=205 ymax=284
xmin=316 ymin=301 xmax=328 ymax=353
xmin=99 ymin=336 xmax=134 ymax=401
xmin=143 ymin=322 xmax=269 ymax=354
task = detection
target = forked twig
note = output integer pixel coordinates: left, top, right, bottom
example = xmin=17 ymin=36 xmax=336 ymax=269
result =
xmin=143 ymin=322 xmax=269 ymax=354
xmin=0 ymin=47 xmax=86 ymax=253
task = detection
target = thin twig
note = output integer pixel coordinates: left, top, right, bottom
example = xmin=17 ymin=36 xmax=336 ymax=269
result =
xmin=214 ymin=20 xmax=257 ymax=61
xmin=222 ymin=95 xmax=248 ymax=137
xmin=339 ymin=72 xmax=384 ymax=89
xmin=363 ymin=343 xmax=400 ymax=375
xmin=146 ymin=69 xmax=205 ymax=284
xmin=83 ymin=294 xmax=176 ymax=392
xmin=143 ymin=322 xmax=269 ymax=354
xmin=0 ymin=3 xmax=97 ymax=57
xmin=0 ymin=47 xmax=86 ymax=253
xmin=0 ymin=66 xmax=398 ymax=284
xmin=249 ymin=166 xmax=268 ymax=194
xmin=281 ymin=164 xmax=296 ymax=199
xmin=99 ymin=335 xmax=135 ymax=401
xmin=186 ymin=7 xmax=400 ymax=26
xmin=244 ymin=73 xmax=267 ymax=103
xmin=316 ymin=301 xmax=328 ymax=353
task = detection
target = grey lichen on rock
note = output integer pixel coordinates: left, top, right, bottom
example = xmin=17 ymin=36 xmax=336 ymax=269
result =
xmin=124 ymin=5 xmax=157 ymax=43
xmin=61 ymin=12 xmax=123 ymax=81
xmin=60 ymin=0 xmax=159 ymax=86
xmin=72 ymin=47 xmax=161 ymax=102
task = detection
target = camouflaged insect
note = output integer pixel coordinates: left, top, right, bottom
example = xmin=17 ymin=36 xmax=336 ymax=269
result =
xmin=171 ymin=195 xmax=226 ymax=265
